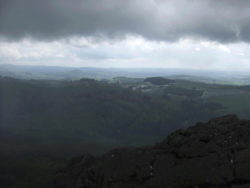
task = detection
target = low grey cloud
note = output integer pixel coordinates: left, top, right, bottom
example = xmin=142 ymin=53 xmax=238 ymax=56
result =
xmin=1 ymin=0 xmax=250 ymax=43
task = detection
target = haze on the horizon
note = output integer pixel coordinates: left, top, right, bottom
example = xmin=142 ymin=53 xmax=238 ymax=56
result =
xmin=1 ymin=0 xmax=250 ymax=71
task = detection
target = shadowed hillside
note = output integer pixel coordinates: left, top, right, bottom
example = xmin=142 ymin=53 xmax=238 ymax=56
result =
xmin=56 ymin=115 xmax=250 ymax=188
xmin=2 ymin=76 xmax=250 ymax=187
xmin=0 ymin=77 xmax=224 ymax=188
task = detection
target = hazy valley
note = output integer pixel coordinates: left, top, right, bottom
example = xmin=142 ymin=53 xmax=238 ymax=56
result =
xmin=1 ymin=68 xmax=250 ymax=187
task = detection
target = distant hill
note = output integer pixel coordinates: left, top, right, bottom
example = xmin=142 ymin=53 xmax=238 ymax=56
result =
xmin=144 ymin=77 xmax=175 ymax=85
xmin=2 ymin=64 xmax=250 ymax=85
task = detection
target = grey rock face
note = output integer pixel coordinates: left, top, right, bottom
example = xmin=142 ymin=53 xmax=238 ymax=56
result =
xmin=55 ymin=115 xmax=250 ymax=188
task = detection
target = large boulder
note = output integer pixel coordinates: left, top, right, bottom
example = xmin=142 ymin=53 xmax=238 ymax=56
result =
xmin=55 ymin=115 xmax=250 ymax=188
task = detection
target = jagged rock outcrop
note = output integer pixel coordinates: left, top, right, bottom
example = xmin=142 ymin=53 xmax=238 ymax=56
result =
xmin=55 ymin=115 xmax=250 ymax=188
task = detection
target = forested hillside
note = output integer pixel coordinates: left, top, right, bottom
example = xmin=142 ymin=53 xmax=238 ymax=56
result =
xmin=0 ymin=76 xmax=249 ymax=187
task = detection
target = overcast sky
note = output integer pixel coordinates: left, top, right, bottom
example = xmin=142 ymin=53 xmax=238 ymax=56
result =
xmin=1 ymin=0 xmax=250 ymax=70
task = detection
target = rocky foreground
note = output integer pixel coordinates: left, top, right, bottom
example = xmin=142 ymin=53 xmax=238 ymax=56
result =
xmin=55 ymin=115 xmax=250 ymax=188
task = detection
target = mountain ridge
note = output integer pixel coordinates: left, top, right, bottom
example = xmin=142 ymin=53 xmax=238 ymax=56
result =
xmin=55 ymin=115 xmax=250 ymax=188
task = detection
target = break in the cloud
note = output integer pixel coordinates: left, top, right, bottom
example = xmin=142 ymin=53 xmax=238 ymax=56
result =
xmin=1 ymin=0 xmax=250 ymax=43
xmin=0 ymin=0 xmax=250 ymax=70
xmin=0 ymin=37 xmax=249 ymax=71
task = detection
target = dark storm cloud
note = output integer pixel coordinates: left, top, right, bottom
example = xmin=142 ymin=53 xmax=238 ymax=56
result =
xmin=1 ymin=0 xmax=250 ymax=42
